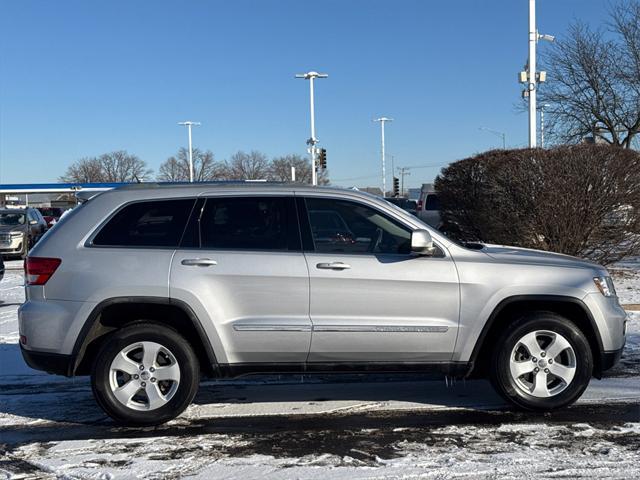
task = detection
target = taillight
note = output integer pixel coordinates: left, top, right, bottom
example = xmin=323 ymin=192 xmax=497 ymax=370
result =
xmin=25 ymin=257 xmax=61 ymax=285
xmin=417 ymin=200 xmax=423 ymax=211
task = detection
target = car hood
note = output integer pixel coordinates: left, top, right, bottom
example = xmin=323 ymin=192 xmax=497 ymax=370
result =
xmin=0 ymin=224 xmax=26 ymax=234
xmin=482 ymin=244 xmax=603 ymax=271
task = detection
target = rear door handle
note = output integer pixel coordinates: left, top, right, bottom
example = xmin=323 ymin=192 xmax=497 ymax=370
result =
xmin=316 ymin=262 xmax=351 ymax=270
xmin=181 ymin=258 xmax=217 ymax=267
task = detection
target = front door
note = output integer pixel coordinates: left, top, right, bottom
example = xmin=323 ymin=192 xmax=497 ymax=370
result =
xmin=302 ymin=196 xmax=460 ymax=363
xmin=170 ymin=195 xmax=311 ymax=365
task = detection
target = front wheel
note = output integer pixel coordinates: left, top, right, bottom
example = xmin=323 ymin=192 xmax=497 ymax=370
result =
xmin=490 ymin=312 xmax=593 ymax=410
xmin=91 ymin=323 xmax=200 ymax=425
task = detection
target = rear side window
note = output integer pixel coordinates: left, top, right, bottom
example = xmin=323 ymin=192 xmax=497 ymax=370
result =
xmin=183 ymin=196 xmax=298 ymax=251
xmin=425 ymin=194 xmax=440 ymax=211
xmin=93 ymin=199 xmax=195 ymax=247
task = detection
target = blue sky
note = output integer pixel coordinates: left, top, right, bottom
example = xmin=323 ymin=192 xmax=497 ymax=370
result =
xmin=0 ymin=0 xmax=608 ymax=188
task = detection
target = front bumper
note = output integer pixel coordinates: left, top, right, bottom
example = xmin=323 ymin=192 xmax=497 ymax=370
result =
xmin=0 ymin=234 xmax=25 ymax=255
xmin=600 ymin=347 xmax=624 ymax=373
xmin=20 ymin=344 xmax=73 ymax=376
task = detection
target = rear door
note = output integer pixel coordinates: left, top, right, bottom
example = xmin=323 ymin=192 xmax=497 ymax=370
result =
xmin=169 ymin=195 xmax=311 ymax=365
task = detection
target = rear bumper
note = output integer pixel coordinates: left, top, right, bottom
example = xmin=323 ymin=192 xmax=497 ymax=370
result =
xmin=20 ymin=344 xmax=73 ymax=376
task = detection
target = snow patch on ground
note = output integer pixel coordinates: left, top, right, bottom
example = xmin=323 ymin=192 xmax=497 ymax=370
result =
xmin=1 ymin=258 xmax=638 ymax=479
xmin=611 ymin=255 xmax=640 ymax=305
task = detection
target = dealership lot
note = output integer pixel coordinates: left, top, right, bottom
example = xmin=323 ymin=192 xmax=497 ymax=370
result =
xmin=1 ymin=259 xmax=638 ymax=479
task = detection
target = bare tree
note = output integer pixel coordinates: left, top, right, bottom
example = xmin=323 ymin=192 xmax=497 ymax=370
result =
xmin=99 ymin=151 xmax=153 ymax=182
xmin=540 ymin=1 xmax=640 ymax=148
xmin=157 ymin=148 xmax=221 ymax=182
xmin=59 ymin=157 xmax=104 ymax=183
xmin=269 ymin=154 xmax=330 ymax=185
xmin=222 ymin=150 xmax=270 ymax=180
xmin=60 ymin=151 xmax=151 ymax=183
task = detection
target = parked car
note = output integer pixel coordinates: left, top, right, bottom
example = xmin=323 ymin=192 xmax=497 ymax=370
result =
xmin=19 ymin=184 xmax=626 ymax=425
xmin=385 ymin=197 xmax=418 ymax=216
xmin=0 ymin=208 xmax=48 ymax=259
xmin=416 ymin=183 xmax=441 ymax=228
xmin=37 ymin=207 xmax=66 ymax=229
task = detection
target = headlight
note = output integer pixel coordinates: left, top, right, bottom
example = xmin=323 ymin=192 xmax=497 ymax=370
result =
xmin=593 ymin=276 xmax=617 ymax=297
xmin=10 ymin=231 xmax=24 ymax=238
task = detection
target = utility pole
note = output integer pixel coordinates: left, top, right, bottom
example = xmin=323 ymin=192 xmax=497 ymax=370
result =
xmin=397 ymin=167 xmax=411 ymax=197
xmin=520 ymin=0 xmax=553 ymax=148
xmin=178 ymin=121 xmax=201 ymax=182
xmin=374 ymin=117 xmax=392 ymax=196
xmin=479 ymin=127 xmax=506 ymax=149
xmin=295 ymin=71 xmax=328 ymax=186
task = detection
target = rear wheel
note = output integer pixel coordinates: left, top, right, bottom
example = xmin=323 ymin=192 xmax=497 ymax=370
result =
xmin=91 ymin=323 xmax=200 ymax=425
xmin=490 ymin=312 xmax=593 ymax=410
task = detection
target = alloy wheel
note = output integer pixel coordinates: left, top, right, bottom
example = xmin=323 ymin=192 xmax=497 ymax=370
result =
xmin=108 ymin=341 xmax=181 ymax=411
xmin=509 ymin=330 xmax=577 ymax=398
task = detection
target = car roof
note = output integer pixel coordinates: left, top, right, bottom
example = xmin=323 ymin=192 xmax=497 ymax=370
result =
xmin=113 ymin=181 xmax=353 ymax=194
xmin=87 ymin=182 xmax=385 ymax=204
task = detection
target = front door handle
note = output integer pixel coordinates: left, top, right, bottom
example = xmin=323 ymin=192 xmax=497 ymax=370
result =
xmin=316 ymin=262 xmax=351 ymax=270
xmin=181 ymin=258 xmax=218 ymax=267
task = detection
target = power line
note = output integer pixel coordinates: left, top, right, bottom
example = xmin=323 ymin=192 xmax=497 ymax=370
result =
xmin=396 ymin=162 xmax=449 ymax=170
xmin=332 ymin=163 xmax=448 ymax=183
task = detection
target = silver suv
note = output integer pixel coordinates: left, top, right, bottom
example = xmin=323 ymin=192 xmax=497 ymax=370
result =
xmin=19 ymin=184 xmax=627 ymax=425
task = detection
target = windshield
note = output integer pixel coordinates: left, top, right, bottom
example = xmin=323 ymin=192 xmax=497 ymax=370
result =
xmin=0 ymin=212 xmax=26 ymax=226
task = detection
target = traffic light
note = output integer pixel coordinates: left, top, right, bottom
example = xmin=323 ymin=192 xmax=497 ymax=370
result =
xmin=318 ymin=148 xmax=327 ymax=169
xmin=393 ymin=176 xmax=400 ymax=197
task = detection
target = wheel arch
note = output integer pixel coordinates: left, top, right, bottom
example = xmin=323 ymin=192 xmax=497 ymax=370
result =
xmin=70 ymin=296 xmax=219 ymax=377
xmin=468 ymin=295 xmax=605 ymax=379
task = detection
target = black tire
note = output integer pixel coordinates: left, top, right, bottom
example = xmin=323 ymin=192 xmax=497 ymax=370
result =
xmin=91 ymin=323 xmax=200 ymax=426
xmin=490 ymin=311 xmax=593 ymax=411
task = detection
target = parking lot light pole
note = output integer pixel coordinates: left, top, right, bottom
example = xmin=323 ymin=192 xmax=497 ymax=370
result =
xmin=374 ymin=117 xmax=392 ymax=196
xmin=178 ymin=121 xmax=201 ymax=182
xmin=295 ymin=71 xmax=328 ymax=186
xmin=526 ymin=0 xmax=554 ymax=148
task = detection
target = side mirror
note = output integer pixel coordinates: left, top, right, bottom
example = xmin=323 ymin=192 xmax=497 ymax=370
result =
xmin=411 ymin=229 xmax=436 ymax=256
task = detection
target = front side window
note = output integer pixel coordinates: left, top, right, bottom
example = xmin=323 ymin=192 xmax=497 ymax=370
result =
xmin=196 ymin=196 xmax=293 ymax=251
xmin=93 ymin=199 xmax=195 ymax=247
xmin=305 ymin=198 xmax=411 ymax=255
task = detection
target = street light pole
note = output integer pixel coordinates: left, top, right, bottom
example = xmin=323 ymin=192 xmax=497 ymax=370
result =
xmin=525 ymin=0 xmax=554 ymax=148
xmin=295 ymin=71 xmax=328 ymax=186
xmin=178 ymin=121 xmax=201 ymax=182
xmin=374 ymin=117 xmax=392 ymax=196
xmin=528 ymin=0 xmax=537 ymax=148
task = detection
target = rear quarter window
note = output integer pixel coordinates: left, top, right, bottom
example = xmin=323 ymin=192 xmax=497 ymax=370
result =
xmin=93 ymin=199 xmax=195 ymax=247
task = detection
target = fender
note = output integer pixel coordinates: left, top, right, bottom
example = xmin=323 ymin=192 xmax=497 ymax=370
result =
xmin=467 ymin=294 xmax=605 ymax=376
xmin=70 ymin=296 xmax=218 ymax=375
